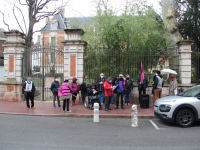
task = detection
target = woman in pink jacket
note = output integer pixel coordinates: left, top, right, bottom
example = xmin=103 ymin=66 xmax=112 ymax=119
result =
xmin=59 ymin=79 xmax=72 ymax=112
xmin=104 ymin=77 xmax=114 ymax=111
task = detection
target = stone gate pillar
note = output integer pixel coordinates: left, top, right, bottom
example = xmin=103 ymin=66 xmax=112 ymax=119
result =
xmin=62 ymin=29 xmax=87 ymax=83
xmin=177 ymin=40 xmax=193 ymax=84
xmin=1 ymin=30 xmax=26 ymax=101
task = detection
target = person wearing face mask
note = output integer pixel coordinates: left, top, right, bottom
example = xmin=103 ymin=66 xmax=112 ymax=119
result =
xmin=168 ymin=74 xmax=178 ymax=96
xmin=115 ymin=74 xmax=125 ymax=109
xmin=96 ymin=73 xmax=106 ymax=106
xmin=50 ymin=76 xmax=61 ymax=108
xmin=124 ymin=75 xmax=134 ymax=105
xmin=153 ymin=70 xmax=164 ymax=103
xmin=70 ymin=77 xmax=80 ymax=107
xmin=104 ymin=77 xmax=114 ymax=111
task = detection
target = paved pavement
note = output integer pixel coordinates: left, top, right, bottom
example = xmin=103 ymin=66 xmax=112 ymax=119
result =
xmin=0 ymin=99 xmax=155 ymax=118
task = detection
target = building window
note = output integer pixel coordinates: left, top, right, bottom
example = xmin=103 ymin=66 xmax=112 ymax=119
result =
xmin=51 ymin=37 xmax=56 ymax=45
xmin=51 ymin=21 xmax=57 ymax=30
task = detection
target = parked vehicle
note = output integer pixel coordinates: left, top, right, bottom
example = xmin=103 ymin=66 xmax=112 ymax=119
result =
xmin=154 ymin=85 xmax=200 ymax=127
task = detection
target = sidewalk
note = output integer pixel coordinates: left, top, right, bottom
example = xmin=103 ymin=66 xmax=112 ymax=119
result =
xmin=0 ymin=100 xmax=155 ymax=118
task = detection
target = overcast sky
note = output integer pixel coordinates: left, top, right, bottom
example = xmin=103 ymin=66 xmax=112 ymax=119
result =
xmin=0 ymin=0 xmax=161 ymax=33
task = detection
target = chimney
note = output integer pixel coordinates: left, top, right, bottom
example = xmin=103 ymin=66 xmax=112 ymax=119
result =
xmin=45 ymin=17 xmax=49 ymax=24
xmin=60 ymin=7 xmax=65 ymax=17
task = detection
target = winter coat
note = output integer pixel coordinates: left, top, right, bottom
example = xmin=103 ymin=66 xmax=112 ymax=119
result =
xmin=137 ymin=77 xmax=149 ymax=90
xmin=70 ymin=82 xmax=80 ymax=94
xmin=116 ymin=79 xmax=125 ymax=93
xmin=60 ymin=82 xmax=72 ymax=96
xmin=22 ymin=81 xmax=36 ymax=95
xmin=50 ymin=81 xmax=60 ymax=94
xmin=124 ymin=79 xmax=134 ymax=94
xmin=104 ymin=81 xmax=113 ymax=97
xmin=96 ymin=77 xmax=106 ymax=92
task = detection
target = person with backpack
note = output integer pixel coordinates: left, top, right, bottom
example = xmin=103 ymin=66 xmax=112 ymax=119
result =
xmin=153 ymin=70 xmax=164 ymax=102
xmin=22 ymin=77 xmax=36 ymax=109
xmin=115 ymin=74 xmax=125 ymax=109
xmin=124 ymin=75 xmax=133 ymax=105
xmin=70 ymin=77 xmax=80 ymax=107
xmin=80 ymin=81 xmax=87 ymax=104
xmin=50 ymin=76 xmax=61 ymax=108
xmin=59 ymin=79 xmax=72 ymax=112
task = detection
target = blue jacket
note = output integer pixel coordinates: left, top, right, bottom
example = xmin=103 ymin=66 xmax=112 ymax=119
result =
xmin=50 ymin=81 xmax=60 ymax=94
xmin=116 ymin=79 xmax=125 ymax=93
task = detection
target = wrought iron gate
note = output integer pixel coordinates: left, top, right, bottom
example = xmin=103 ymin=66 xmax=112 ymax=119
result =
xmin=22 ymin=46 xmax=64 ymax=101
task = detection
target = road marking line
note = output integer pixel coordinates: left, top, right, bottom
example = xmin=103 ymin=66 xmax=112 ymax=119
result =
xmin=150 ymin=120 xmax=160 ymax=130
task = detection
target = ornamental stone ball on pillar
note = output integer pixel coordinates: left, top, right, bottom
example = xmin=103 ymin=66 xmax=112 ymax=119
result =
xmin=177 ymin=40 xmax=193 ymax=85
xmin=1 ymin=30 xmax=26 ymax=101
xmin=62 ymin=29 xmax=87 ymax=83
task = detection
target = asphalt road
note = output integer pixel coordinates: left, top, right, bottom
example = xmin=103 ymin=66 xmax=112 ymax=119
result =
xmin=0 ymin=114 xmax=200 ymax=150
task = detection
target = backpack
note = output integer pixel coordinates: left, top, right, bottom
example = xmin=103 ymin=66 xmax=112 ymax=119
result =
xmin=126 ymin=80 xmax=132 ymax=90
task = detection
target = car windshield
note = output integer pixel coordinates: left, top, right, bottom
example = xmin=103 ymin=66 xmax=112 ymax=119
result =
xmin=178 ymin=86 xmax=200 ymax=97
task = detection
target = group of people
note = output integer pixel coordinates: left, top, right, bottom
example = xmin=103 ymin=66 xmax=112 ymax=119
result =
xmin=22 ymin=70 xmax=178 ymax=111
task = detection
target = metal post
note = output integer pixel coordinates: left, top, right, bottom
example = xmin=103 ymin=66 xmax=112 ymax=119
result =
xmin=94 ymin=103 xmax=99 ymax=122
xmin=131 ymin=104 xmax=138 ymax=127
xmin=42 ymin=38 xmax=45 ymax=101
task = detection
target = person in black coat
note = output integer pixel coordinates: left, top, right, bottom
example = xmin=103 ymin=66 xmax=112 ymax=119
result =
xmin=22 ymin=77 xmax=36 ymax=109
xmin=50 ymin=76 xmax=61 ymax=108
xmin=137 ymin=72 xmax=149 ymax=104
xmin=80 ymin=82 xmax=88 ymax=104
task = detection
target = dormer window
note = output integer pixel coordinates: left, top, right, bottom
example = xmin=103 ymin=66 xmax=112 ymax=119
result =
xmin=51 ymin=21 xmax=58 ymax=30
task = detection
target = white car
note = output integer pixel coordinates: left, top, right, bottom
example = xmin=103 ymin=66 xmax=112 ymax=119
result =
xmin=154 ymin=85 xmax=200 ymax=127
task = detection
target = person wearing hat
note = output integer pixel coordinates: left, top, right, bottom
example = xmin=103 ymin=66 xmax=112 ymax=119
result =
xmin=70 ymin=77 xmax=80 ymax=107
xmin=96 ymin=73 xmax=106 ymax=106
xmin=50 ymin=76 xmax=61 ymax=108
xmin=22 ymin=77 xmax=36 ymax=109
xmin=59 ymin=78 xmax=72 ymax=112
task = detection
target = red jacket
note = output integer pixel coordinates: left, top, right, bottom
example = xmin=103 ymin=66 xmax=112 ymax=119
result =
xmin=103 ymin=81 xmax=113 ymax=96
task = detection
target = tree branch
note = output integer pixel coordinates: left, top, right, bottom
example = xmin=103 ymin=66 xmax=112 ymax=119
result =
xmin=12 ymin=4 xmax=25 ymax=34
xmin=14 ymin=4 xmax=28 ymax=35
xmin=0 ymin=6 xmax=10 ymax=31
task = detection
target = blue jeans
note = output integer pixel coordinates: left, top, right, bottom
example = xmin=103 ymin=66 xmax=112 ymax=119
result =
xmin=111 ymin=96 xmax=114 ymax=104
xmin=99 ymin=91 xmax=104 ymax=104
xmin=124 ymin=93 xmax=130 ymax=104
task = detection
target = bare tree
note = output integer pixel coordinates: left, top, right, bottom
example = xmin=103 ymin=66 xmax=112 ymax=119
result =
xmin=0 ymin=0 xmax=69 ymax=49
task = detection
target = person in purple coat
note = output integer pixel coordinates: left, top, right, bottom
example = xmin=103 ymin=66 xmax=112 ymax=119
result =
xmin=70 ymin=77 xmax=80 ymax=107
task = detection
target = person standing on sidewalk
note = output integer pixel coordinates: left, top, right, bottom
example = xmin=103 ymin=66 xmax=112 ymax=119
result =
xmin=116 ymin=74 xmax=125 ymax=109
xmin=104 ymin=77 xmax=114 ymax=111
xmin=96 ymin=73 xmax=106 ymax=107
xmin=70 ymin=77 xmax=80 ymax=107
xmin=22 ymin=77 xmax=36 ymax=109
xmin=124 ymin=75 xmax=133 ymax=105
xmin=137 ymin=71 xmax=149 ymax=104
xmin=80 ymin=81 xmax=87 ymax=104
xmin=50 ymin=76 xmax=61 ymax=108
xmin=59 ymin=79 xmax=72 ymax=112
xmin=153 ymin=70 xmax=164 ymax=102
xmin=168 ymin=74 xmax=178 ymax=96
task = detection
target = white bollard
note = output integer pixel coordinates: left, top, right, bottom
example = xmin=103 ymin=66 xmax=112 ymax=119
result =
xmin=131 ymin=104 xmax=138 ymax=127
xmin=94 ymin=103 xmax=99 ymax=122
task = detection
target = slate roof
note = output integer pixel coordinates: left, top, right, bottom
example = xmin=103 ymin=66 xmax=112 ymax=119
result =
xmin=41 ymin=12 xmax=67 ymax=31
xmin=0 ymin=28 xmax=6 ymax=41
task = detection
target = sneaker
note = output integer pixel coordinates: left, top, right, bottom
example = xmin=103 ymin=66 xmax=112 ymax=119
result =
xmin=67 ymin=110 xmax=72 ymax=113
xmin=128 ymin=103 xmax=130 ymax=105
xmin=105 ymin=109 xmax=108 ymax=111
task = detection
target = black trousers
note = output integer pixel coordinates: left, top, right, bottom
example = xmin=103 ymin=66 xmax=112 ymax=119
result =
xmin=116 ymin=93 xmax=124 ymax=108
xmin=63 ymin=99 xmax=70 ymax=111
xmin=26 ymin=93 xmax=34 ymax=108
xmin=105 ymin=96 xmax=111 ymax=110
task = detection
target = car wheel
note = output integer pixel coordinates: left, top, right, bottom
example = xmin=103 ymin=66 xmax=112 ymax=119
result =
xmin=176 ymin=109 xmax=194 ymax=127
xmin=84 ymin=96 xmax=88 ymax=108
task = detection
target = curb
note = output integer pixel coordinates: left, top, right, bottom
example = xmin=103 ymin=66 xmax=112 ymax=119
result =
xmin=0 ymin=112 xmax=156 ymax=119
